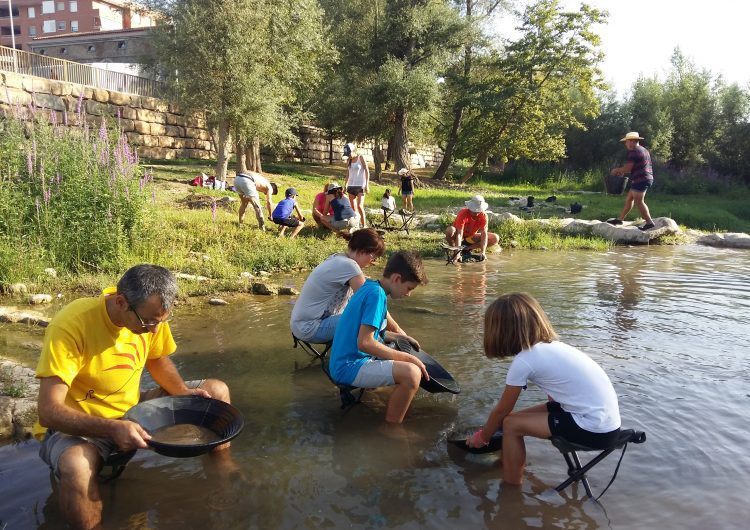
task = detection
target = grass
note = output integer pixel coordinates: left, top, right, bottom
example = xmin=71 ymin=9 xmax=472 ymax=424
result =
xmin=0 ymin=364 xmax=28 ymax=398
xmin=1 ymin=157 xmax=747 ymax=298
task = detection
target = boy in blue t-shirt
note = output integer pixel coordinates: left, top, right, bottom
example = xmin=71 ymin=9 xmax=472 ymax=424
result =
xmin=272 ymin=187 xmax=306 ymax=238
xmin=328 ymin=251 xmax=429 ymax=423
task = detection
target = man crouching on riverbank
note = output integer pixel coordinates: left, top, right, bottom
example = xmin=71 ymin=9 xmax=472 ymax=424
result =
xmin=34 ymin=264 xmax=232 ymax=530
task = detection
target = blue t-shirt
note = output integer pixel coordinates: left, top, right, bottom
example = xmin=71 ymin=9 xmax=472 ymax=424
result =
xmin=330 ymin=196 xmax=356 ymax=221
xmin=328 ymin=279 xmax=388 ymax=385
xmin=272 ymin=197 xmax=295 ymax=220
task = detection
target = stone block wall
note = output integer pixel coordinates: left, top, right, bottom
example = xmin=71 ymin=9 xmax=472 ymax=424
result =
xmin=1 ymin=72 xmax=443 ymax=167
xmin=0 ymin=71 xmax=215 ymax=161
xmin=286 ymin=124 xmax=444 ymax=169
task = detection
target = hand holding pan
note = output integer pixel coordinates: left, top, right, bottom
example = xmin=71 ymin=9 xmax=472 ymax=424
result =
xmin=448 ymin=430 xmax=503 ymax=454
xmin=394 ymin=337 xmax=460 ymax=394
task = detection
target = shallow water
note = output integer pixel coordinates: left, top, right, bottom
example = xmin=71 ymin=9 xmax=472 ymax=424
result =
xmin=1 ymin=245 xmax=749 ymax=529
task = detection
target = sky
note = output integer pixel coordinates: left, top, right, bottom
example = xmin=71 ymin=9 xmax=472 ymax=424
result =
xmin=512 ymin=0 xmax=750 ymax=97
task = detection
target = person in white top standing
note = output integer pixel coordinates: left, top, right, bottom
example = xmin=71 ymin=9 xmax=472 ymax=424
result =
xmin=466 ymin=292 xmax=621 ymax=486
xmin=344 ymin=143 xmax=370 ymax=228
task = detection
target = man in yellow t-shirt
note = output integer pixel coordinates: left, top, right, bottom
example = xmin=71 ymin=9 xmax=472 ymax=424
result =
xmin=35 ymin=264 xmax=232 ymax=530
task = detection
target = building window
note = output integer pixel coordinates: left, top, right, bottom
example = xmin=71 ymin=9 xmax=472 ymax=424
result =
xmin=117 ymin=41 xmax=126 ymax=50
xmin=28 ymin=26 xmax=37 ymax=36
xmin=43 ymin=20 xmax=56 ymax=33
xmin=69 ymin=1 xmax=78 ymax=13
xmin=60 ymin=47 xmax=67 ymax=54
xmin=57 ymin=21 xmax=66 ymax=31
xmin=71 ymin=20 xmax=78 ymax=32
xmin=28 ymin=7 xmax=36 ymax=18
xmin=42 ymin=1 xmax=55 ymax=15
xmin=39 ymin=49 xmax=46 ymax=55
xmin=56 ymin=2 xmax=65 ymax=11
xmin=93 ymin=16 xmax=100 ymax=29
xmin=87 ymin=45 xmax=95 ymax=52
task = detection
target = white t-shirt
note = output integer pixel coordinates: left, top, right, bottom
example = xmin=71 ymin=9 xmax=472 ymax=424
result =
xmin=382 ymin=196 xmax=396 ymax=210
xmin=290 ymin=254 xmax=363 ymax=341
xmin=347 ymin=157 xmax=368 ymax=187
xmin=506 ymin=341 xmax=621 ymax=433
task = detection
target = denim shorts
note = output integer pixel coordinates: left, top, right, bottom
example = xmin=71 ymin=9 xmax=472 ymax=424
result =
xmin=630 ymin=180 xmax=652 ymax=192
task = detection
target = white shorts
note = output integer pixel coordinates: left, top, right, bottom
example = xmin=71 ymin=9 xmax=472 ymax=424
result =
xmin=234 ymin=174 xmax=260 ymax=198
xmin=351 ymin=359 xmax=395 ymax=388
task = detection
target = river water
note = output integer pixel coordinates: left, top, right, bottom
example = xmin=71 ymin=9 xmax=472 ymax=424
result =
xmin=1 ymin=246 xmax=749 ymax=529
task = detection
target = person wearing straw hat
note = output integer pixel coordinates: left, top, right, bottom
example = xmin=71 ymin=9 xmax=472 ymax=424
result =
xmin=607 ymin=132 xmax=655 ymax=231
xmin=444 ymin=195 xmax=499 ymax=262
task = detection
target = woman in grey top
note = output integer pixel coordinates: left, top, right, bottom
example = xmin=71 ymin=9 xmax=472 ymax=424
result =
xmin=290 ymin=228 xmax=414 ymax=345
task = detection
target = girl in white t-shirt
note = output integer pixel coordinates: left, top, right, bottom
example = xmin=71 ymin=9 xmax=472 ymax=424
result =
xmin=381 ymin=189 xmax=396 ymax=211
xmin=466 ymin=293 xmax=621 ymax=485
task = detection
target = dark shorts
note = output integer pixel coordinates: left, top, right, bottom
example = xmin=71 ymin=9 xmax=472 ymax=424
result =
xmin=546 ymin=401 xmax=620 ymax=449
xmin=273 ymin=217 xmax=300 ymax=227
xmin=630 ymin=180 xmax=653 ymax=192
xmin=347 ymin=186 xmax=364 ymax=196
xmin=402 ymin=191 xmax=414 ymax=197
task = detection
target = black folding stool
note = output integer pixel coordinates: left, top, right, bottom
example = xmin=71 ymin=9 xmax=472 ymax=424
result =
xmin=292 ymin=334 xmax=363 ymax=409
xmin=375 ymin=207 xmax=416 ymax=235
xmin=551 ymin=428 xmax=646 ymax=499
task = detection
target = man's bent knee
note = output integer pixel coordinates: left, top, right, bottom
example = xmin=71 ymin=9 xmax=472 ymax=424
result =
xmin=201 ymin=378 xmax=230 ymax=402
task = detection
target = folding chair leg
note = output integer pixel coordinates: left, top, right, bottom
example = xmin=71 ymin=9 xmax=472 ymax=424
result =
xmin=555 ymin=447 xmax=617 ymax=497
xmin=292 ymin=335 xmax=331 ymax=360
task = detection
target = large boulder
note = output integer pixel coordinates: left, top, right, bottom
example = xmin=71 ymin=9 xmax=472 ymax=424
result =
xmin=592 ymin=217 xmax=680 ymax=244
xmin=696 ymin=232 xmax=750 ymax=249
xmin=562 ymin=219 xmax=598 ymax=235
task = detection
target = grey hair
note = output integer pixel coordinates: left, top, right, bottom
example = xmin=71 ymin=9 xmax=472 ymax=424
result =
xmin=117 ymin=264 xmax=177 ymax=310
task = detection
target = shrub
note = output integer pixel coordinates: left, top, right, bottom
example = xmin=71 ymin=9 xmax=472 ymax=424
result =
xmin=0 ymin=104 xmax=152 ymax=279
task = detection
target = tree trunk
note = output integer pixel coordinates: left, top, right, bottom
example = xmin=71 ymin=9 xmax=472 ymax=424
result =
xmin=460 ymin=147 xmax=488 ymax=184
xmin=372 ymin=141 xmax=384 ymax=181
xmin=385 ymin=137 xmax=393 ymax=170
xmin=328 ymin=129 xmax=334 ymax=164
xmin=214 ymin=121 xmax=231 ymax=181
xmin=393 ymin=110 xmax=410 ymax=171
xmin=246 ymin=137 xmax=262 ymax=172
xmin=433 ymin=106 xmax=463 ymax=180
xmin=235 ymin=136 xmax=247 ymax=174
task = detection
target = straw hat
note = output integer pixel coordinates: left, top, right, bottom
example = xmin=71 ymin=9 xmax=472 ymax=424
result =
xmin=326 ymin=182 xmax=342 ymax=193
xmin=620 ymin=132 xmax=644 ymax=142
xmin=465 ymin=195 xmax=489 ymax=213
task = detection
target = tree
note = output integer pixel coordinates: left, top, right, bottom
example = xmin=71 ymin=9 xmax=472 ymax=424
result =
xmin=145 ymin=0 xmax=329 ymax=179
xmin=316 ymin=0 xmax=467 ymax=174
xmin=457 ymin=0 xmax=606 ymax=183
xmin=625 ymin=77 xmax=672 ymax=161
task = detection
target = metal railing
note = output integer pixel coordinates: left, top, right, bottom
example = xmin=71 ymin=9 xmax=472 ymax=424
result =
xmin=0 ymin=45 xmax=164 ymax=98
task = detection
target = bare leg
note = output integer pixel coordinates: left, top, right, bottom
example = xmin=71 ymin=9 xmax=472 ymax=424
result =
xmin=617 ymin=190 xmax=637 ymax=221
xmin=289 ymin=223 xmax=304 ymax=238
xmin=238 ymin=196 xmax=250 ymax=224
xmin=501 ymin=412 xmax=551 ymax=485
xmin=277 ymin=226 xmax=287 ymax=237
xmin=385 ymin=361 xmax=421 ymax=423
xmin=199 ymin=379 xmax=232 ymax=451
xmin=406 ymin=195 xmax=414 ymax=211
xmin=249 ymin=196 xmax=265 ymax=229
xmin=444 ymin=226 xmax=460 ymax=247
xmin=632 ymin=190 xmax=653 ymax=223
xmin=351 ymin=193 xmax=367 ymax=228
xmin=58 ymin=443 xmax=104 ymax=530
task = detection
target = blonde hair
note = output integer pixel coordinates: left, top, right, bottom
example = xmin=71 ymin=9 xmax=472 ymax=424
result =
xmin=483 ymin=293 xmax=557 ymax=358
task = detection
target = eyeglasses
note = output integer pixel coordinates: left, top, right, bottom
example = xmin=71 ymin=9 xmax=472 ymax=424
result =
xmin=128 ymin=304 xmax=172 ymax=329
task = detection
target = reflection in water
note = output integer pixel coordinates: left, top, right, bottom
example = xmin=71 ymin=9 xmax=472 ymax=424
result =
xmin=2 ymin=246 xmax=750 ymax=529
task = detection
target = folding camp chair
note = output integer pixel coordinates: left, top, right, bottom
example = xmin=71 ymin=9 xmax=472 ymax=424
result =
xmin=375 ymin=207 xmax=417 ymax=234
xmin=551 ymin=428 xmax=646 ymax=499
xmin=292 ymin=334 xmax=363 ymax=409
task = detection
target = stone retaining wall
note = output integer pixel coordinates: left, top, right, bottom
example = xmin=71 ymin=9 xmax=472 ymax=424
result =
xmin=288 ymin=124 xmax=444 ymax=168
xmin=1 ymin=72 xmax=443 ymax=167
xmin=0 ymin=71 xmax=216 ymax=161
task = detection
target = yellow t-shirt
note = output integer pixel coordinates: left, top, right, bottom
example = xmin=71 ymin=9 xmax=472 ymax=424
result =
xmin=33 ymin=287 xmax=177 ymax=440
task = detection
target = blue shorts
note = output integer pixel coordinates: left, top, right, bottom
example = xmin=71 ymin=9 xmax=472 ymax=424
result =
xmin=630 ymin=180 xmax=652 ymax=192
xmin=546 ymin=401 xmax=620 ymax=449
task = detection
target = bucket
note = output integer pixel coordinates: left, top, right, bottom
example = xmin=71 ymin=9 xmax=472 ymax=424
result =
xmin=605 ymin=174 xmax=629 ymax=195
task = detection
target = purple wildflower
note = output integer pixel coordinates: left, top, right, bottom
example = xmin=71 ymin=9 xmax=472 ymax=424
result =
xmin=44 ymin=187 xmax=51 ymax=205
xmin=50 ymin=110 xmax=58 ymax=125
xmin=99 ymin=119 xmax=107 ymax=141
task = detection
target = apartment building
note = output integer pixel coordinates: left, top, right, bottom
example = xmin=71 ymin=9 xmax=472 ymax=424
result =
xmin=0 ymin=0 xmax=154 ymax=51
